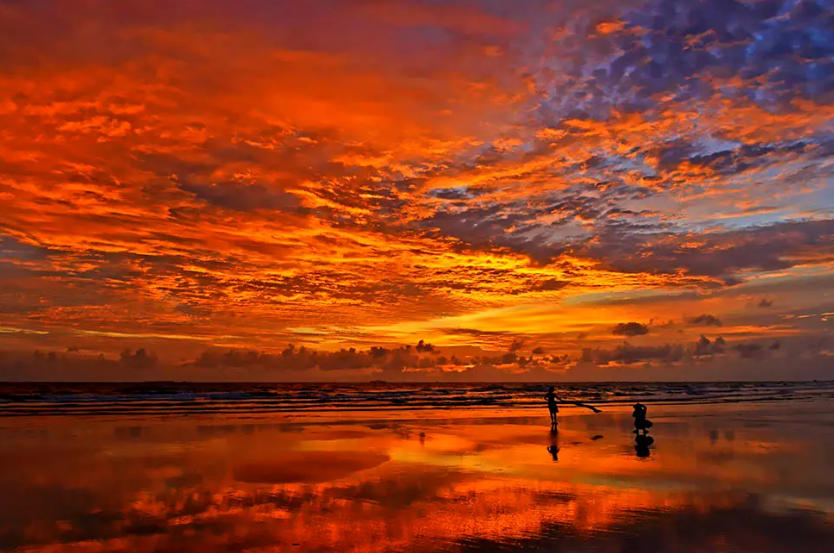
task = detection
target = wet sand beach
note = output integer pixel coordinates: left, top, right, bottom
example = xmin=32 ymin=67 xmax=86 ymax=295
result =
xmin=2 ymin=400 xmax=834 ymax=552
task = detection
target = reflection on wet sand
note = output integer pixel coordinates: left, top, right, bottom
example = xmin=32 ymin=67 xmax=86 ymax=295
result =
xmin=546 ymin=428 xmax=560 ymax=462
xmin=635 ymin=433 xmax=654 ymax=457
xmin=2 ymin=402 xmax=834 ymax=552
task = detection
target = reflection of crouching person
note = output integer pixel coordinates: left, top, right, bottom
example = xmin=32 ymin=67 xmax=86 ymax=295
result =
xmin=632 ymin=403 xmax=652 ymax=434
xmin=635 ymin=433 xmax=654 ymax=457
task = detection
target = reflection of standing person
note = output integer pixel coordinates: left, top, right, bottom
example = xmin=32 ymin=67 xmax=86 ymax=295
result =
xmin=547 ymin=425 xmax=559 ymax=461
xmin=545 ymin=387 xmax=560 ymax=427
xmin=546 ymin=445 xmax=559 ymax=461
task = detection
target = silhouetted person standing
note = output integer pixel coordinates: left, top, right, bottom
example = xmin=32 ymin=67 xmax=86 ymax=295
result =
xmin=545 ymin=387 xmax=560 ymax=428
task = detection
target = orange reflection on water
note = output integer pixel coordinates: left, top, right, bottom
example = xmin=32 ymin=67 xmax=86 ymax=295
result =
xmin=2 ymin=403 xmax=834 ymax=552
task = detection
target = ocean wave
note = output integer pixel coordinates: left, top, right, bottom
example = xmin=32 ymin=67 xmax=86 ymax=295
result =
xmin=1 ymin=381 xmax=832 ymax=417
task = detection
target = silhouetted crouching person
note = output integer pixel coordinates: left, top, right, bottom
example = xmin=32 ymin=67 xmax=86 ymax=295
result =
xmin=632 ymin=402 xmax=653 ymax=435
xmin=631 ymin=403 xmax=655 ymax=457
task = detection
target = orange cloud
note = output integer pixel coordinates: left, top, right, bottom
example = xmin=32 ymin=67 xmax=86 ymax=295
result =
xmin=1 ymin=0 xmax=833 ymax=379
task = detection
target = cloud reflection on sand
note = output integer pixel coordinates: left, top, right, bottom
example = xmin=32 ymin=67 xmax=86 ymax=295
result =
xmin=2 ymin=403 xmax=834 ymax=552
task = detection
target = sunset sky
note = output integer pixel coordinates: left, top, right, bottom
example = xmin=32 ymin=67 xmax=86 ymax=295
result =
xmin=1 ymin=0 xmax=833 ymax=381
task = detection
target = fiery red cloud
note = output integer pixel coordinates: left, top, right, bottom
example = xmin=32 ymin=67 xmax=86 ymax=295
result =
xmin=1 ymin=0 xmax=833 ymax=380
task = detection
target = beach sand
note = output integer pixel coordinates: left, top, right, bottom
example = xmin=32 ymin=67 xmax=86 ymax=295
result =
xmin=2 ymin=400 xmax=834 ymax=552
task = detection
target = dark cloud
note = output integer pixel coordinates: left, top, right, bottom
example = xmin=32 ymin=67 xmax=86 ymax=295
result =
xmin=119 ymin=348 xmax=158 ymax=370
xmin=0 ymin=235 xmax=54 ymax=262
xmin=693 ymin=335 xmax=726 ymax=357
xmin=0 ymin=348 xmax=159 ymax=377
xmin=422 ymin=209 xmax=834 ymax=288
xmin=733 ymin=342 xmax=765 ymax=359
xmin=536 ymin=279 xmax=570 ymax=291
xmin=509 ymin=338 xmax=525 ymax=352
xmin=612 ymin=322 xmax=650 ymax=337
xmin=191 ymin=340 xmax=571 ymax=380
xmin=193 ymin=341 xmax=444 ymax=374
xmin=581 ymin=334 xmax=787 ymax=366
xmin=563 ymin=0 xmax=834 ymax=115
xmin=686 ymin=314 xmax=723 ymax=327
xmin=584 ymin=220 xmax=834 ymax=283
xmin=684 ymin=141 xmax=812 ymax=176
xmin=415 ymin=339 xmax=435 ymax=353
xmin=180 ymin=181 xmax=302 ymax=212
xmin=583 ymin=342 xmax=685 ymax=365
xmin=418 ymin=204 xmax=533 ymax=251
xmin=438 ymin=328 xmax=513 ymax=338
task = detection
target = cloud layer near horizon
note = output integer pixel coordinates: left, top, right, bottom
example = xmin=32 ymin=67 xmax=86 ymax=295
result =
xmin=1 ymin=0 xmax=833 ymax=380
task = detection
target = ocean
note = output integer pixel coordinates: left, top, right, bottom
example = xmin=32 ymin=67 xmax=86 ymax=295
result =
xmin=2 ymin=380 xmax=832 ymax=417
